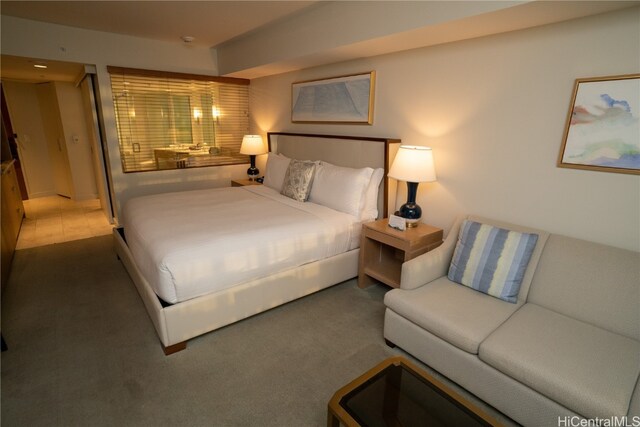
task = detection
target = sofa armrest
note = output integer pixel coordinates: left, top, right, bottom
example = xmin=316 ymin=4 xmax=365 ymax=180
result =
xmin=400 ymin=216 xmax=463 ymax=290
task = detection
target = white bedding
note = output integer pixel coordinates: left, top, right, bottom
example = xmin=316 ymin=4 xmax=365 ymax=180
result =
xmin=123 ymin=186 xmax=361 ymax=304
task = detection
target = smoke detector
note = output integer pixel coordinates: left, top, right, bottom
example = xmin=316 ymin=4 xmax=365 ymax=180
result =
xmin=181 ymin=36 xmax=195 ymax=44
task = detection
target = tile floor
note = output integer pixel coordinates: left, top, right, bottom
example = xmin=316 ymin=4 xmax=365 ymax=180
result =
xmin=16 ymin=196 xmax=113 ymax=250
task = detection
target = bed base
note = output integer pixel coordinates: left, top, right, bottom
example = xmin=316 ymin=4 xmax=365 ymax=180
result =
xmin=163 ymin=341 xmax=187 ymax=355
xmin=113 ymin=227 xmax=359 ymax=355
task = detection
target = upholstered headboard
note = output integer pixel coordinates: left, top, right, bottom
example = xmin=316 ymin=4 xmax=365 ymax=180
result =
xmin=267 ymin=132 xmax=400 ymax=218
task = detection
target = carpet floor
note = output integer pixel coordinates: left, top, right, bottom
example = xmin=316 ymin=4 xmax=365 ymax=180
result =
xmin=1 ymin=235 xmax=396 ymax=426
xmin=1 ymin=235 xmax=513 ymax=427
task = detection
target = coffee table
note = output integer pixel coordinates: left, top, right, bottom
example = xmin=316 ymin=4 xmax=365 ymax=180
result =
xmin=328 ymin=356 xmax=502 ymax=427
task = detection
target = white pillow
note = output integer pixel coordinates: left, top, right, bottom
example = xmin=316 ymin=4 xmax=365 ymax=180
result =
xmin=263 ymin=153 xmax=291 ymax=191
xmin=360 ymin=168 xmax=384 ymax=221
xmin=309 ymin=162 xmax=374 ymax=217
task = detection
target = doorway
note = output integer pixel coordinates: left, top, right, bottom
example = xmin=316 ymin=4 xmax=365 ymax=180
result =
xmin=0 ymin=55 xmax=114 ymax=225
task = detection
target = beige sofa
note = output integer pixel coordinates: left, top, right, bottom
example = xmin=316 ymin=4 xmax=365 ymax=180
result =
xmin=383 ymin=215 xmax=640 ymax=426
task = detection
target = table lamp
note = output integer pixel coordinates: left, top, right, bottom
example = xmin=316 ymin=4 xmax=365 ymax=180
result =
xmin=240 ymin=135 xmax=266 ymax=180
xmin=388 ymin=145 xmax=436 ymax=228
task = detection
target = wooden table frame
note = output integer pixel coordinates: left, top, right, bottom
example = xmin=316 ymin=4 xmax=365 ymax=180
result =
xmin=231 ymin=179 xmax=262 ymax=187
xmin=358 ymin=219 xmax=443 ymax=289
xmin=327 ymin=356 xmax=502 ymax=427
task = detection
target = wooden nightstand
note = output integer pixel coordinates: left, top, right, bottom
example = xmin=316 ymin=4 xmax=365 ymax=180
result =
xmin=359 ymin=218 xmax=443 ymax=289
xmin=231 ymin=179 xmax=262 ymax=187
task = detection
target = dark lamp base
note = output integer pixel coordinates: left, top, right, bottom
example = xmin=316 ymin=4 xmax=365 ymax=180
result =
xmin=397 ymin=181 xmax=422 ymax=228
xmin=247 ymin=166 xmax=259 ymax=180
xmin=397 ymin=202 xmax=422 ymax=228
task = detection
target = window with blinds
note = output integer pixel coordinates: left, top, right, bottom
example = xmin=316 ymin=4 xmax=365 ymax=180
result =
xmin=108 ymin=67 xmax=250 ymax=173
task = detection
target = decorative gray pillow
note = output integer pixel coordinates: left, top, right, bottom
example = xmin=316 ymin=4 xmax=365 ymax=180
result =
xmin=281 ymin=160 xmax=316 ymax=202
xmin=448 ymin=220 xmax=538 ymax=303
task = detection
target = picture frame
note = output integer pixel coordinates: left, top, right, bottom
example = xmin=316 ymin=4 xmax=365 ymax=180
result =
xmin=557 ymin=73 xmax=639 ymax=175
xmin=291 ymin=71 xmax=375 ymax=124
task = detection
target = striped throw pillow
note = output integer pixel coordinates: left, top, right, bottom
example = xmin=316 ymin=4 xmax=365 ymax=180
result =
xmin=448 ymin=220 xmax=538 ymax=303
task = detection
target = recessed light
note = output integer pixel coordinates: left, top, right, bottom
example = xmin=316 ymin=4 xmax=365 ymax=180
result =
xmin=181 ymin=36 xmax=194 ymax=43
xmin=33 ymin=64 xmax=48 ymax=69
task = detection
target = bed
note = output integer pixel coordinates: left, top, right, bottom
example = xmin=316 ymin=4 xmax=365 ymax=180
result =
xmin=113 ymin=132 xmax=401 ymax=354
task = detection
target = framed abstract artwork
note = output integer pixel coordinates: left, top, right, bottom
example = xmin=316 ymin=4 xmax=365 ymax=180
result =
xmin=558 ymin=74 xmax=639 ymax=175
xmin=291 ymin=72 xmax=375 ymax=124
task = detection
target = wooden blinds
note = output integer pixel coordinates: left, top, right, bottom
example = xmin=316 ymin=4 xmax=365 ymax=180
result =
xmin=108 ymin=67 xmax=250 ymax=172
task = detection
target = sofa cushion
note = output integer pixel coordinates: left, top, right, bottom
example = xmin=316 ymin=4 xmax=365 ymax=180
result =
xmin=384 ymin=276 xmax=521 ymax=354
xmin=479 ymin=303 xmax=640 ymax=419
xmin=448 ymin=220 xmax=538 ymax=303
xmin=528 ymin=234 xmax=640 ymax=341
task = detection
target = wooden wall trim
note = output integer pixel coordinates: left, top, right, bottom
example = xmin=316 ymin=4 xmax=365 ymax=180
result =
xmin=106 ymin=66 xmax=250 ymax=85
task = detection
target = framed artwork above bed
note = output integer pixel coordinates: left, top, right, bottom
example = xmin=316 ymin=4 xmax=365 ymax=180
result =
xmin=291 ymin=72 xmax=376 ymax=124
xmin=557 ymin=73 xmax=639 ymax=175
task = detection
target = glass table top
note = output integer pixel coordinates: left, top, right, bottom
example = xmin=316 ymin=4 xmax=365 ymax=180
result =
xmin=339 ymin=360 xmax=496 ymax=427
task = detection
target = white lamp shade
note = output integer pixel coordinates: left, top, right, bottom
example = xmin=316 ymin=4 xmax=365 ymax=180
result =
xmin=388 ymin=145 xmax=436 ymax=183
xmin=240 ymin=135 xmax=266 ymax=155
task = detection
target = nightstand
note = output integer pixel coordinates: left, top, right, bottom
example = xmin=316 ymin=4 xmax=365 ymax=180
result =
xmin=231 ymin=179 xmax=262 ymax=187
xmin=359 ymin=218 xmax=443 ymax=289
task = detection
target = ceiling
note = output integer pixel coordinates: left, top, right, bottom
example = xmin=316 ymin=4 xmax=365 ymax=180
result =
xmin=1 ymin=0 xmax=316 ymax=83
xmin=0 ymin=1 xmax=317 ymax=48
xmin=1 ymin=1 xmax=638 ymax=83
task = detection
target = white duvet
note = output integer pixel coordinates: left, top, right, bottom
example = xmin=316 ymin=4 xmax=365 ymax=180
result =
xmin=123 ymin=185 xmax=360 ymax=304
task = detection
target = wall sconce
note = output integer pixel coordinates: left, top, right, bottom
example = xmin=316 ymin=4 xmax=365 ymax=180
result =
xmin=388 ymin=145 xmax=436 ymax=227
xmin=240 ymin=135 xmax=267 ymax=180
xmin=193 ymin=108 xmax=202 ymax=123
xmin=211 ymin=106 xmax=220 ymax=123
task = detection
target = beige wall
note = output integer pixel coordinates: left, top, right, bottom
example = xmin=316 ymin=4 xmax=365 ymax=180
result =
xmin=250 ymin=8 xmax=640 ymax=250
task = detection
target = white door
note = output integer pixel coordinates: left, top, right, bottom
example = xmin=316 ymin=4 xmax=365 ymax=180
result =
xmin=36 ymin=83 xmax=73 ymax=198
